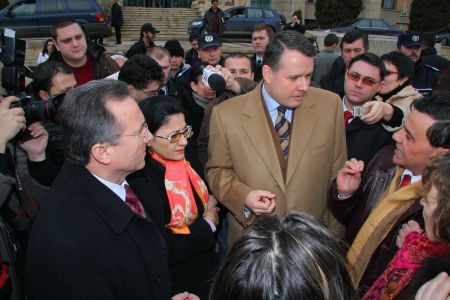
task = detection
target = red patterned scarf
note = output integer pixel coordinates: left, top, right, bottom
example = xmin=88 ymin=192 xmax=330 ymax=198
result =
xmin=151 ymin=151 xmax=209 ymax=234
xmin=363 ymin=231 xmax=450 ymax=300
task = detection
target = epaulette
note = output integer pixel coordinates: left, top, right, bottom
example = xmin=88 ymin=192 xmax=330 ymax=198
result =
xmin=424 ymin=64 xmax=440 ymax=72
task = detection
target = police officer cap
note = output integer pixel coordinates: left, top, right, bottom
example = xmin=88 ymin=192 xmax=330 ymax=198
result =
xmin=397 ymin=32 xmax=423 ymax=47
xmin=198 ymin=33 xmax=222 ymax=50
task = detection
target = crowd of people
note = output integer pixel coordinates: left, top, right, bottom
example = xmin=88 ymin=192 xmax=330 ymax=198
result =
xmin=0 ymin=2 xmax=450 ymax=298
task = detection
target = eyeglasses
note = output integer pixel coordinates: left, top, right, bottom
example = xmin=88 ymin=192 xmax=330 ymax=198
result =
xmin=385 ymin=70 xmax=399 ymax=76
xmin=346 ymin=71 xmax=380 ymax=87
xmin=140 ymin=87 xmax=160 ymax=97
xmin=154 ymin=125 xmax=193 ymax=143
xmin=122 ymin=123 xmax=150 ymax=139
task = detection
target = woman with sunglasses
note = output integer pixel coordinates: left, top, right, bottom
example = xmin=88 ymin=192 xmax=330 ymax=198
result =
xmin=378 ymin=51 xmax=423 ymax=131
xmin=128 ymin=96 xmax=219 ymax=299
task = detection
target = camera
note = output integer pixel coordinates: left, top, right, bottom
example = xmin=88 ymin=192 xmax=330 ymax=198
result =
xmin=10 ymin=93 xmax=66 ymax=125
xmin=353 ymin=106 xmax=369 ymax=117
xmin=202 ymin=67 xmax=226 ymax=95
xmin=8 ymin=93 xmax=65 ymax=143
xmin=0 ymin=28 xmax=33 ymax=95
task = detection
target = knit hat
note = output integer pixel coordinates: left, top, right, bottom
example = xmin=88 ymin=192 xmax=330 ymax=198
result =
xmin=164 ymin=40 xmax=184 ymax=57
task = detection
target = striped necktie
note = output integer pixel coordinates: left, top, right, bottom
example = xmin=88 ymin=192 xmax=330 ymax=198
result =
xmin=275 ymin=106 xmax=290 ymax=159
xmin=124 ymin=184 xmax=147 ymax=219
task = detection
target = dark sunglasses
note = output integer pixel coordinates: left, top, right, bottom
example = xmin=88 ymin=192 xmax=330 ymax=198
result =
xmin=155 ymin=125 xmax=193 ymax=143
xmin=346 ymin=71 xmax=380 ymax=87
xmin=385 ymin=70 xmax=399 ymax=77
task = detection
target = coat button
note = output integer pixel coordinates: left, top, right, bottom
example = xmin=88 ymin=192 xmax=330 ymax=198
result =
xmin=154 ymin=275 xmax=160 ymax=283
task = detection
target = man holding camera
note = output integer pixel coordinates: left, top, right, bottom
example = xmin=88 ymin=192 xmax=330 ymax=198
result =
xmin=31 ymin=61 xmax=77 ymax=169
xmin=0 ymin=96 xmax=53 ymax=299
xmin=342 ymin=53 xmax=403 ymax=166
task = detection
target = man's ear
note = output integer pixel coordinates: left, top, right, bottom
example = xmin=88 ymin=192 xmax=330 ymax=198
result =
xmin=262 ymin=64 xmax=272 ymax=84
xmin=38 ymin=90 xmax=50 ymax=100
xmin=190 ymin=81 xmax=197 ymax=93
xmin=435 ymin=147 xmax=450 ymax=157
xmin=90 ymin=143 xmax=112 ymax=165
xmin=53 ymin=39 xmax=60 ymax=52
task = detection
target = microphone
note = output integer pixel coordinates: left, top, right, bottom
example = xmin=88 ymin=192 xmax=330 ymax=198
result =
xmin=202 ymin=67 xmax=226 ymax=96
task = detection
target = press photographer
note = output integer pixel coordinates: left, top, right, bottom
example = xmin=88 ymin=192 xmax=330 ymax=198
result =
xmin=0 ymin=29 xmax=57 ymax=300
xmin=31 ymin=61 xmax=76 ymax=169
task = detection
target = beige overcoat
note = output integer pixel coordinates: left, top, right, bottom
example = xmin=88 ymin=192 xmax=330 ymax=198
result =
xmin=206 ymin=83 xmax=347 ymax=244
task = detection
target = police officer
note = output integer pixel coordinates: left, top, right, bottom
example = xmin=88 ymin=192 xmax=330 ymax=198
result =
xmin=397 ymin=32 xmax=439 ymax=96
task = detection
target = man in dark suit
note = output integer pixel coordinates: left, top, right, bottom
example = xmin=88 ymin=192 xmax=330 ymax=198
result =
xmin=342 ymin=53 xmax=403 ymax=166
xmin=26 ymin=80 xmax=173 ymax=299
xmin=251 ymin=24 xmax=274 ymax=82
xmin=111 ymin=0 xmax=124 ymax=44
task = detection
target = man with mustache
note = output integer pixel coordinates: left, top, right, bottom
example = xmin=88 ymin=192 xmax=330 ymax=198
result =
xmin=206 ymin=31 xmax=347 ymax=246
xmin=329 ymin=96 xmax=450 ymax=296
xmin=397 ymin=32 xmax=439 ymax=96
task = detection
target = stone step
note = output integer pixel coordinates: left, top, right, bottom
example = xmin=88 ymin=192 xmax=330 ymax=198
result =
xmin=120 ymin=7 xmax=199 ymax=41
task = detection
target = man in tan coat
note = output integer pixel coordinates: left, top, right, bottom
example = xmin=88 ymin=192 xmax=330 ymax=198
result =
xmin=206 ymin=31 xmax=347 ymax=245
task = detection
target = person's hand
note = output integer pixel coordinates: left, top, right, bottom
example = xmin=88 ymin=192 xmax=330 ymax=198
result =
xmin=213 ymin=65 xmax=241 ymax=93
xmin=415 ymin=272 xmax=450 ymax=300
xmin=360 ymin=101 xmax=394 ymax=124
xmin=0 ymin=96 xmax=26 ymax=152
xmin=396 ymin=220 xmax=422 ymax=248
xmin=18 ymin=122 xmax=49 ymax=162
xmin=203 ymin=206 xmax=220 ymax=225
xmin=336 ymin=159 xmax=364 ymax=198
xmin=244 ymin=190 xmax=276 ymax=215
xmin=207 ymin=195 xmax=218 ymax=209
xmin=171 ymin=292 xmax=200 ymax=300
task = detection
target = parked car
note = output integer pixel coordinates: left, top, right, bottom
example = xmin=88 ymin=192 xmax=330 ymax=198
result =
xmin=188 ymin=6 xmax=285 ymax=37
xmin=0 ymin=0 xmax=111 ymax=39
xmin=326 ymin=18 xmax=404 ymax=36
xmin=435 ymin=25 xmax=450 ymax=46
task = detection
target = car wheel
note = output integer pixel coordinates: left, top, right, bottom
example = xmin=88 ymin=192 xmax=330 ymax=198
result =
xmin=442 ymin=38 xmax=449 ymax=46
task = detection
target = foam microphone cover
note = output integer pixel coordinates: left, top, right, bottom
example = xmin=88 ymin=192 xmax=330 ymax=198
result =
xmin=208 ymin=73 xmax=226 ymax=96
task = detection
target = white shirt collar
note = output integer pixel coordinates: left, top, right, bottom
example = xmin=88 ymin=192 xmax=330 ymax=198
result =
xmin=401 ymin=168 xmax=422 ymax=184
xmin=91 ymin=173 xmax=128 ymax=202
xmin=262 ymin=83 xmax=293 ymax=124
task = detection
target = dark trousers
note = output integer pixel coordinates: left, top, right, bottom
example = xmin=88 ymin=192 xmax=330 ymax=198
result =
xmin=114 ymin=26 xmax=121 ymax=44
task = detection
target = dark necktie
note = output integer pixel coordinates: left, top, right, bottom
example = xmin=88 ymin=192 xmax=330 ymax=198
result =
xmin=398 ymin=174 xmax=412 ymax=190
xmin=344 ymin=110 xmax=353 ymax=127
xmin=256 ymin=59 xmax=262 ymax=67
xmin=124 ymin=184 xmax=147 ymax=219
xmin=275 ymin=106 xmax=290 ymax=159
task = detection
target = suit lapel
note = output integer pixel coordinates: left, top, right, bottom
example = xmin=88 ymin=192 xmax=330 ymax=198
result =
xmin=242 ymin=86 xmax=285 ymax=192
xmin=286 ymin=92 xmax=318 ymax=186
xmin=346 ymin=117 xmax=364 ymax=132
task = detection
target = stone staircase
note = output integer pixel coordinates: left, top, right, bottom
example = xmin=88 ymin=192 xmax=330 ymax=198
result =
xmin=121 ymin=7 xmax=200 ymax=42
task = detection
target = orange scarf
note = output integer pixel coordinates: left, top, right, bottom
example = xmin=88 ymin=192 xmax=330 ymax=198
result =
xmin=151 ymin=151 xmax=209 ymax=234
